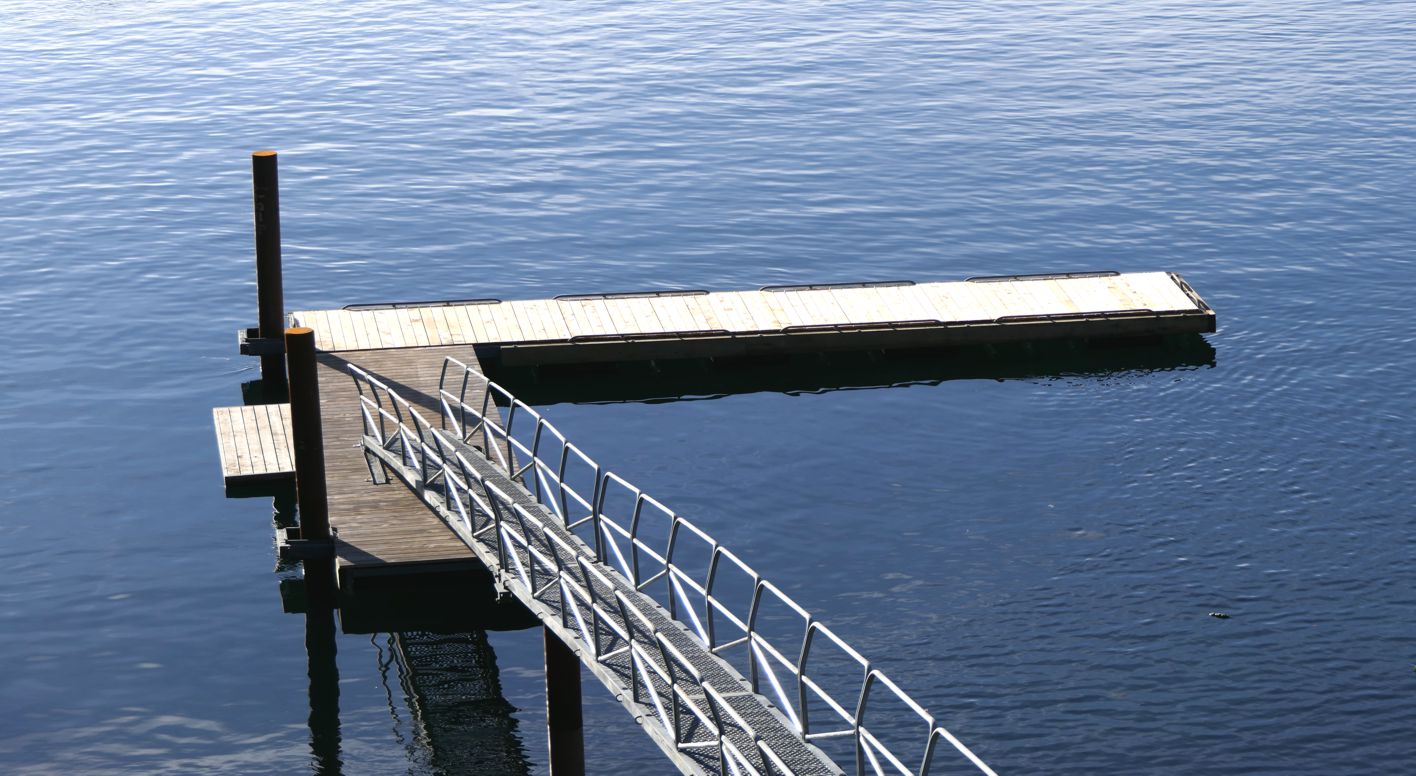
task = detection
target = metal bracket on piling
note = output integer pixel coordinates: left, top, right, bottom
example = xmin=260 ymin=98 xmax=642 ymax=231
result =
xmin=239 ymin=326 xmax=286 ymax=357
xmin=277 ymin=526 xmax=336 ymax=561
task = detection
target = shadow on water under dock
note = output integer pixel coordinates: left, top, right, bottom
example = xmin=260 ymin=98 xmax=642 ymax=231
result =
xmin=373 ymin=629 xmax=533 ymax=776
xmin=486 ymin=333 xmax=1216 ymax=406
xmin=278 ymin=569 xmax=537 ymax=776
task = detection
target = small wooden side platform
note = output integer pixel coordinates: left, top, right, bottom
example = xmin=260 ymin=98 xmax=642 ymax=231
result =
xmin=291 ymin=271 xmax=1214 ymax=364
xmin=213 ymin=351 xmax=499 ymax=585
xmin=212 ymin=404 xmax=293 ymax=485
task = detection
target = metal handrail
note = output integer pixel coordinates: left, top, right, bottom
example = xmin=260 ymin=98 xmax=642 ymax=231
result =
xmin=354 ymin=364 xmax=784 ymax=772
xmin=434 ymin=356 xmax=998 ymax=776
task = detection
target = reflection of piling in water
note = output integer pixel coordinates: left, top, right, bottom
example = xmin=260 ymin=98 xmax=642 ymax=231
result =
xmin=306 ymin=577 xmax=341 ymax=776
xmin=379 ymin=630 xmax=532 ymax=776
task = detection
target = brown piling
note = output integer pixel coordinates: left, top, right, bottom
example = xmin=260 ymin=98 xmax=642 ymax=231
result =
xmin=285 ymin=326 xmax=330 ymax=541
xmin=253 ymin=150 xmax=286 ymax=388
xmin=288 ymin=321 xmax=339 ymax=770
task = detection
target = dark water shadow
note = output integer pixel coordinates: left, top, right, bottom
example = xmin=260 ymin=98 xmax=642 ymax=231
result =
xmin=337 ymin=570 xmax=538 ymax=635
xmin=282 ymin=569 xmax=537 ymax=776
xmin=487 ymin=334 xmax=1216 ymax=406
xmin=375 ymin=629 xmax=533 ymax=776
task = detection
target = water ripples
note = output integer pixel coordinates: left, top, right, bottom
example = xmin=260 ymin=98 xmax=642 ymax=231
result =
xmin=3 ymin=0 xmax=1416 ymax=772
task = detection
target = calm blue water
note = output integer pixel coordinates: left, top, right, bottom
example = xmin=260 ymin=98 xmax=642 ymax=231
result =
xmin=2 ymin=0 xmax=1414 ymax=773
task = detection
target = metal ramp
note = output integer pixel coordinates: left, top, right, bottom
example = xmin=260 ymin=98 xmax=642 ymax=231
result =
xmin=348 ymin=356 xmax=998 ymax=776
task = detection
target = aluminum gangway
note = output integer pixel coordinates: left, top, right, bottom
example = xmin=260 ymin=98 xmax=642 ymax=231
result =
xmin=349 ymin=356 xmax=998 ymax=776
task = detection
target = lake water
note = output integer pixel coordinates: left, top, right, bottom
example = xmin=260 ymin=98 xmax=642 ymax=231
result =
xmin=2 ymin=0 xmax=1413 ymax=773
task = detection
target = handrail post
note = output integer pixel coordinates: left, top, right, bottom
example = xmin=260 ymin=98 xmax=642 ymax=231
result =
xmin=286 ymin=327 xmax=330 ymax=542
xmin=252 ymin=150 xmax=286 ymax=389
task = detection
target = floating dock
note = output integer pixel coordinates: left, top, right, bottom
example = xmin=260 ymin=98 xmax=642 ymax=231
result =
xmin=212 ymin=403 xmax=293 ymax=485
xmin=289 ymin=271 xmax=1213 ymax=363
xmin=216 ymin=353 xmax=485 ymax=583
xmin=222 ymin=270 xmax=1215 ymax=587
xmin=312 ymin=345 xmax=484 ymax=583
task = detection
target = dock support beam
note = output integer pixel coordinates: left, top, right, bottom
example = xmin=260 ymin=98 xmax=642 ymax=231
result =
xmin=286 ymin=327 xmax=330 ymax=542
xmin=544 ymin=628 xmax=585 ymax=776
xmin=253 ymin=150 xmax=286 ymax=389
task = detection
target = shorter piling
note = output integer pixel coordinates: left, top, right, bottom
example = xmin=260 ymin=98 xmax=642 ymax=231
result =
xmin=286 ymin=326 xmax=330 ymax=541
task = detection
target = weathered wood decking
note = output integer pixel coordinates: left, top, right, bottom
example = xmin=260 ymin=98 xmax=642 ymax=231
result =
xmin=222 ymin=270 xmax=1215 ymax=585
xmin=212 ymin=404 xmax=293 ymax=484
xmin=291 ymin=271 xmax=1214 ymax=364
xmin=314 ymin=345 xmax=485 ymax=586
xmin=214 ymin=351 xmax=484 ymax=582
xmin=212 ymin=348 xmax=481 ymax=577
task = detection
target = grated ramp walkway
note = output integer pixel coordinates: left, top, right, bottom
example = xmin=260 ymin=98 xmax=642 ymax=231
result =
xmin=359 ymin=396 xmax=841 ymax=775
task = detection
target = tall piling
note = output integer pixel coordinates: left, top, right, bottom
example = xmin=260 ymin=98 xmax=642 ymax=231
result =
xmin=253 ymin=150 xmax=286 ymax=388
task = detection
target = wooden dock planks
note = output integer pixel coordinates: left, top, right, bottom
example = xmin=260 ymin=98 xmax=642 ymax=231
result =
xmin=313 ymin=345 xmax=487 ymax=584
xmin=213 ymin=404 xmax=294 ymax=484
xmin=213 ymin=350 xmax=490 ymax=581
xmin=288 ymin=271 xmax=1214 ymax=363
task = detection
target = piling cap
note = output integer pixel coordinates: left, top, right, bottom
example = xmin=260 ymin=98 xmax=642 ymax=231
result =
xmin=253 ymin=149 xmax=277 ymax=157
xmin=286 ymin=326 xmax=313 ymax=336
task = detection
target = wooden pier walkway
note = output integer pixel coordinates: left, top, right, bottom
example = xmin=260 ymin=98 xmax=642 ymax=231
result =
xmin=314 ymin=345 xmax=487 ymax=585
xmin=215 ymin=154 xmax=1217 ymax=774
xmin=214 ymin=351 xmax=488 ymax=585
xmin=290 ymin=271 xmax=1213 ymax=363
xmin=220 ymin=270 xmax=1215 ymax=586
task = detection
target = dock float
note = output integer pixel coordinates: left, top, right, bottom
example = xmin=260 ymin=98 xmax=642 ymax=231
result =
xmin=291 ymin=270 xmax=1213 ymax=363
xmin=214 ymin=353 xmax=486 ymax=582
xmin=212 ymin=404 xmax=294 ymax=486
xmin=226 ymin=271 xmax=1217 ymax=584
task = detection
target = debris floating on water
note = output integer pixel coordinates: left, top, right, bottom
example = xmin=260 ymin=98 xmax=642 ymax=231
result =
xmin=1208 ymin=612 xmax=1231 ymax=619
